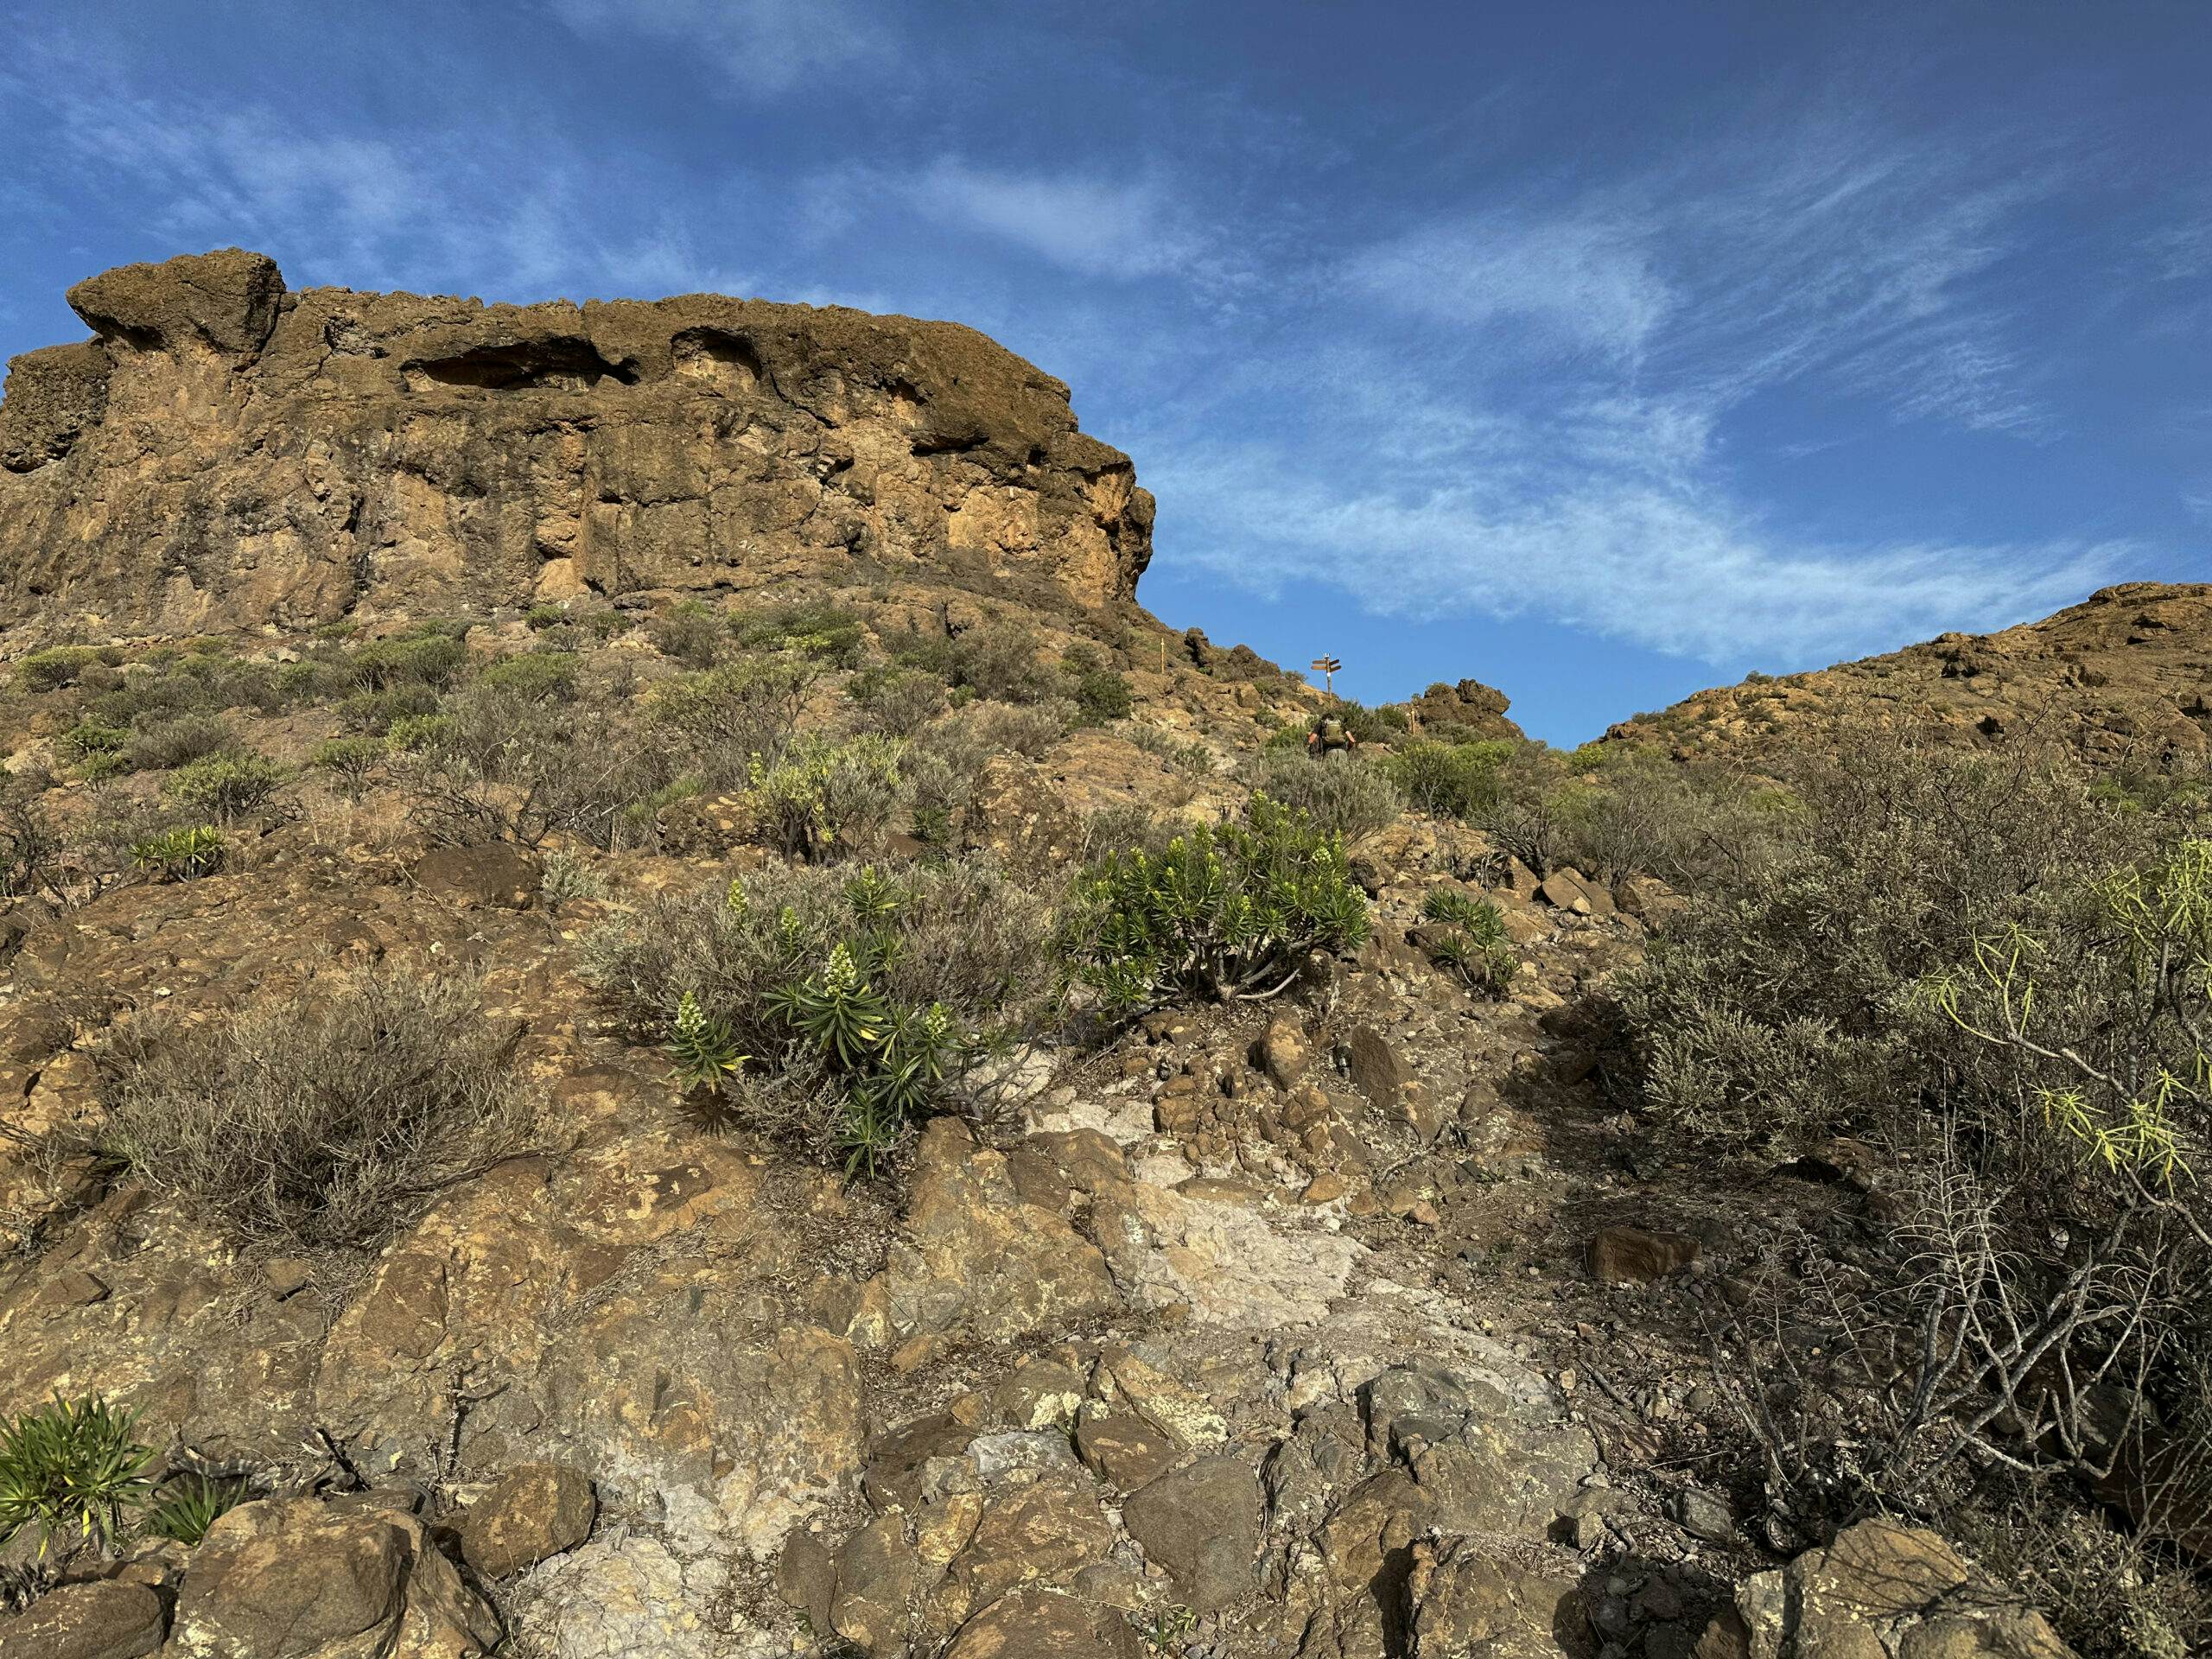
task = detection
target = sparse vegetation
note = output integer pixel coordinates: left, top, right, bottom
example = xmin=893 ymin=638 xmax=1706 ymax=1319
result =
xmin=1247 ymin=749 xmax=1403 ymax=842
xmin=130 ymin=824 xmax=226 ymax=881
xmin=161 ymin=750 xmax=285 ymax=819
xmin=588 ymin=859 xmax=1054 ymax=1173
xmin=1419 ymin=887 xmax=1516 ymax=994
xmin=83 ymin=969 xmax=537 ymax=1252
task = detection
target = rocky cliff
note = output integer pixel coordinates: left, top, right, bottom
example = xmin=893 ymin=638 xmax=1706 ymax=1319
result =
xmin=0 ymin=249 xmax=1154 ymax=636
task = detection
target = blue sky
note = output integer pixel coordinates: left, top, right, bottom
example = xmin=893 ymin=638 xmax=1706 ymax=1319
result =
xmin=1 ymin=1 xmax=2205 ymax=743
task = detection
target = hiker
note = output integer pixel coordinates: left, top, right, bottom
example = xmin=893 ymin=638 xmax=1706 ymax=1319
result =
xmin=1306 ymin=709 xmax=1356 ymax=761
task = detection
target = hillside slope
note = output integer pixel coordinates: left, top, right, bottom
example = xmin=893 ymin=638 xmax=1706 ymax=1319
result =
xmin=1607 ymin=581 xmax=2212 ymax=770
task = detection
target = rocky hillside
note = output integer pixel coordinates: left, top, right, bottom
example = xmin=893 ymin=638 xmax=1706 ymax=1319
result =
xmin=0 ymin=255 xmax=2144 ymax=1659
xmin=1606 ymin=582 xmax=2212 ymax=771
xmin=0 ymin=250 xmax=1154 ymax=636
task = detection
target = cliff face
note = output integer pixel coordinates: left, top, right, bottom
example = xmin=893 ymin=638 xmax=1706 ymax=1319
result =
xmin=0 ymin=250 xmax=1154 ymax=635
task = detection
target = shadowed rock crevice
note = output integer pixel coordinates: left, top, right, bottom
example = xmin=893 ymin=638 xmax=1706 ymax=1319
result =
xmin=402 ymin=337 xmax=643 ymax=391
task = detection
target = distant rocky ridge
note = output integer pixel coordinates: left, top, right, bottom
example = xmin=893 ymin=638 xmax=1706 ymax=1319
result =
xmin=1608 ymin=582 xmax=2212 ymax=771
xmin=0 ymin=249 xmax=1154 ymax=637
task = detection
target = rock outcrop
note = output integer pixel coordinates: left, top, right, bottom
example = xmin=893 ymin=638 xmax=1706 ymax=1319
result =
xmin=0 ymin=250 xmax=1154 ymax=635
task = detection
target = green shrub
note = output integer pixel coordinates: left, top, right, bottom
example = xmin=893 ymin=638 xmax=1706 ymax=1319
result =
xmin=0 ymin=1395 xmax=153 ymax=1556
xmin=60 ymin=718 xmax=130 ymax=764
xmin=16 ymin=646 xmax=108 ymax=692
xmin=648 ymin=601 xmax=725 ymax=668
xmin=349 ymin=632 xmax=467 ymax=690
xmin=338 ymin=683 xmax=444 ymax=734
xmin=1418 ymin=887 xmax=1516 ymax=994
xmin=125 ymin=713 xmax=234 ymax=772
xmin=524 ymin=602 xmax=569 ymax=631
xmin=130 ymin=824 xmax=226 ymax=881
xmin=846 ymin=665 xmax=950 ymax=737
xmin=747 ymin=734 xmax=906 ymax=861
xmin=734 ymin=601 xmax=868 ymax=667
xmin=1063 ymin=793 xmax=1369 ymax=1013
xmin=85 ymin=969 xmax=536 ymax=1252
xmin=162 ymin=752 xmax=284 ymax=820
xmin=1387 ymin=740 xmax=1513 ymax=820
xmin=473 ymin=651 xmax=578 ymax=702
xmin=896 ymin=621 xmax=1059 ymax=705
xmin=312 ymin=735 xmax=385 ymax=794
xmin=1247 ymin=750 xmax=1403 ymax=842
xmin=649 ymin=657 xmax=817 ymax=769
xmin=385 ymin=712 xmax=454 ymax=753
xmin=1620 ymin=735 xmax=2211 ymax=1611
xmin=1062 ymin=646 xmax=1133 ymax=725
xmin=588 ymin=860 xmax=1054 ymax=1174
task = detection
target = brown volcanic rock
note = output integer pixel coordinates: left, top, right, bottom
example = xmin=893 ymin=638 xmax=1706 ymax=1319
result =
xmin=0 ymin=248 xmax=1154 ymax=634
xmin=1609 ymin=582 xmax=2212 ymax=770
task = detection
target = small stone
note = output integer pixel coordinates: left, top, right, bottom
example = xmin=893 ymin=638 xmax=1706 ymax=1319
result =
xmin=1344 ymin=1026 xmax=1407 ymax=1106
xmin=262 ymin=1256 xmax=314 ymax=1299
xmin=1588 ymin=1225 xmax=1700 ymax=1284
xmin=1300 ymin=1173 xmax=1349 ymax=1205
xmin=1074 ymin=1410 xmax=1180 ymax=1490
xmin=1674 ymin=1486 xmax=1736 ymax=1545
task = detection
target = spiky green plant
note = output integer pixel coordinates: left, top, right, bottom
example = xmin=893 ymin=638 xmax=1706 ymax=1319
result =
xmin=0 ymin=1395 xmax=155 ymax=1556
xmin=145 ymin=1472 xmax=249 ymax=1546
xmin=1419 ymin=887 xmax=1516 ymax=995
xmin=130 ymin=823 xmax=226 ymax=881
xmin=668 ymin=990 xmax=745 ymax=1096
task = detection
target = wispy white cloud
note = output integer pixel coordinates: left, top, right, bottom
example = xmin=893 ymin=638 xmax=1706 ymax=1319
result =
xmin=1149 ymin=432 xmax=2128 ymax=664
xmin=891 ymin=157 xmax=1236 ymax=290
xmin=546 ymin=0 xmax=888 ymax=98
xmin=1349 ymin=209 xmax=1674 ymax=363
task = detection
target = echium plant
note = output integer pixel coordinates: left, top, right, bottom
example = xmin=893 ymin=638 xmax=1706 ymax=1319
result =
xmin=667 ymin=989 xmax=745 ymax=1096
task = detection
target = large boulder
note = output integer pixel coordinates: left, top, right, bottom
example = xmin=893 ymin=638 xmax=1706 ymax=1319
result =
xmin=0 ymin=1580 xmax=167 ymax=1659
xmin=168 ymin=1497 xmax=498 ymax=1658
xmin=1699 ymin=1519 xmax=2070 ymax=1658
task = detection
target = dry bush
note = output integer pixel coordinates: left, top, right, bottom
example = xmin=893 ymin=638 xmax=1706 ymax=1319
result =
xmin=1246 ymin=749 xmax=1403 ymax=843
xmin=402 ymin=681 xmax=672 ymax=849
xmin=1629 ymin=732 xmax=2212 ymax=1648
xmin=81 ymin=969 xmax=536 ymax=1253
xmin=963 ymin=698 xmax=1072 ymax=760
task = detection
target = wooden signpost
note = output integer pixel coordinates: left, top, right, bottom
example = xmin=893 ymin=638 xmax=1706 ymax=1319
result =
xmin=1310 ymin=656 xmax=1342 ymax=696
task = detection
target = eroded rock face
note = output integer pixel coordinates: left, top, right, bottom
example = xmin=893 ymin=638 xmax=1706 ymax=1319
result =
xmin=0 ymin=249 xmax=1154 ymax=634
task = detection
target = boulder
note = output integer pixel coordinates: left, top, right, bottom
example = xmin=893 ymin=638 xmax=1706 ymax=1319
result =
xmin=1700 ymin=1519 xmax=2071 ymax=1659
xmin=944 ymin=1588 xmax=1143 ymax=1658
xmin=1073 ymin=1409 xmax=1180 ymax=1490
xmin=1120 ymin=1456 xmax=1263 ymax=1612
xmin=0 ymin=1580 xmax=167 ymax=1659
xmin=459 ymin=1462 xmax=596 ymax=1579
xmin=168 ymin=1497 xmax=498 ymax=1657
xmin=1344 ymin=1026 xmax=1408 ymax=1108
